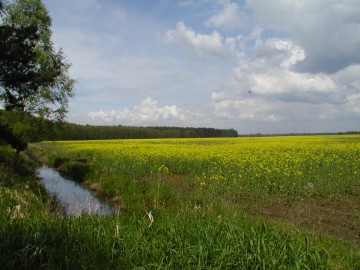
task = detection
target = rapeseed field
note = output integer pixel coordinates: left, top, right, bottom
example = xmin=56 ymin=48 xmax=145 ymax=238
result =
xmin=41 ymin=135 xmax=360 ymax=198
xmin=27 ymin=135 xmax=360 ymax=269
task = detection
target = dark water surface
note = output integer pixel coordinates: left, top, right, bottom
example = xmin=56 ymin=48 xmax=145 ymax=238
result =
xmin=36 ymin=165 xmax=119 ymax=216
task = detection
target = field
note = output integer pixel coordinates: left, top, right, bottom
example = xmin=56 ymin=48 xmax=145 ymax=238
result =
xmin=2 ymin=135 xmax=360 ymax=269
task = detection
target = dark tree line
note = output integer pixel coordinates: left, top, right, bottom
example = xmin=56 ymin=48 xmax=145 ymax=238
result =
xmin=41 ymin=122 xmax=238 ymax=141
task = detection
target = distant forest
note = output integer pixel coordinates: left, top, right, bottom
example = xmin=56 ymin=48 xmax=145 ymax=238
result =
xmin=43 ymin=122 xmax=239 ymax=141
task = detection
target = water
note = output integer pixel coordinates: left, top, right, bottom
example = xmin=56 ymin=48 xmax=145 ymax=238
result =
xmin=36 ymin=165 xmax=119 ymax=216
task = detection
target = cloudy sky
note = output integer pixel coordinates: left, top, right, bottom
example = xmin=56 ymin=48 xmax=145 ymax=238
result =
xmin=42 ymin=0 xmax=360 ymax=134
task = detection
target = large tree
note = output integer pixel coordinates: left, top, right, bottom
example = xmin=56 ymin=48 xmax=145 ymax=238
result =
xmin=1 ymin=0 xmax=75 ymax=120
xmin=0 ymin=0 xmax=75 ymax=151
xmin=0 ymin=0 xmax=4 ymax=14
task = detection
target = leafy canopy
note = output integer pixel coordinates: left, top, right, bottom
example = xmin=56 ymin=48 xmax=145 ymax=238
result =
xmin=0 ymin=0 xmax=75 ymax=151
xmin=0 ymin=0 xmax=75 ymax=121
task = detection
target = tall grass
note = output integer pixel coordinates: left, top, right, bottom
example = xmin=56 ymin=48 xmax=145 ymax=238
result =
xmin=2 ymin=137 xmax=360 ymax=269
xmin=1 ymin=211 xmax=333 ymax=269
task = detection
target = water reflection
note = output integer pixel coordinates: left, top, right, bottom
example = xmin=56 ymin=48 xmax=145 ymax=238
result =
xmin=36 ymin=165 xmax=119 ymax=216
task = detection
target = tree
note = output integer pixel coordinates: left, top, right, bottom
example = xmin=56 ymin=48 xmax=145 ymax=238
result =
xmin=0 ymin=24 xmax=44 ymax=111
xmin=0 ymin=1 xmax=5 ymax=15
xmin=0 ymin=0 xmax=75 ymax=152
xmin=1 ymin=0 xmax=75 ymax=120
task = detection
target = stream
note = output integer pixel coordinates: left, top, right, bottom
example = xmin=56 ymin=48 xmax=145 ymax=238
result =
xmin=36 ymin=165 xmax=119 ymax=216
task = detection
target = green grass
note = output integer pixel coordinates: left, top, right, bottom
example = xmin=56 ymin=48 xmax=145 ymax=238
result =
xmin=0 ymin=209 xmax=332 ymax=269
xmin=0 ymin=146 xmax=48 ymax=223
xmin=1 ymin=140 xmax=360 ymax=269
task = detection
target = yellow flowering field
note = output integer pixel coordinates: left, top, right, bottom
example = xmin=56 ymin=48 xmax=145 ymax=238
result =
xmin=39 ymin=134 xmax=360 ymax=197
xmin=28 ymin=135 xmax=360 ymax=268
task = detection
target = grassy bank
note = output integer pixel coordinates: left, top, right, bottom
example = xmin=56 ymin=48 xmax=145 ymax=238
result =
xmin=1 ymin=136 xmax=360 ymax=269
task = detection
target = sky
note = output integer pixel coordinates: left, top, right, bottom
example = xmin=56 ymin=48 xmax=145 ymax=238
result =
xmin=42 ymin=0 xmax=360 ymax=134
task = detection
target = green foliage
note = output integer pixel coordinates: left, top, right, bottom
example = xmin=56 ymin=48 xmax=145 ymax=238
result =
xmin=0 ymin=217 xmax=122 ymax=270
xmin=29 ymin=136 xmax=360 ymax=268
xmin=0 ymin=0 xmax=75 ymax=121
xmin=0 ymin=0 xmax=75 ymax=152
xmin=0 ymin=110 xmax=50 ymax=152
xmin=1 ymin=141 xmax=360 ymax=269
xmin=44 ymin=122 xmax=238 ymax=140
xmin=0 ymin=210 xmax=332 ymax=269
xmin=0 ymin=0 xmax=5 ymax=15
xmin=52 ymin=157 xmax=90 ymax=182
xmin=114 ymin=214 xmax=331 ymax=269
xmin=0 ymin=23 xmax=42 ymax=112
xmin=0 ymin=146 xmax=47 ymax=223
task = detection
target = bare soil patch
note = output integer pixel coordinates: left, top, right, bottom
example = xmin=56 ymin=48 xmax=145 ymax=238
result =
xmin=138 ymin=174 xmax=360 ymax=245
xmin=242 ymin=194 xmax=360 ymax=245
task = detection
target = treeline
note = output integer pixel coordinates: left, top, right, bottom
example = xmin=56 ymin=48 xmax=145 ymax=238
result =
xmin=238 ymin=131 xmax=360 ymax=137
xmin=44 ymin=122 xmax=238 ymax=140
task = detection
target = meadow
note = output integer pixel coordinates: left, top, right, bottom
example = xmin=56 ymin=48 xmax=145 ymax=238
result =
xmin=1 ymin=135 xmax=360 ymax=269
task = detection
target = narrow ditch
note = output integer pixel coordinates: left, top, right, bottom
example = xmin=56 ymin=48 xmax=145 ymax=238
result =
xmin=36 ymin=164 xmax=119 ymax=216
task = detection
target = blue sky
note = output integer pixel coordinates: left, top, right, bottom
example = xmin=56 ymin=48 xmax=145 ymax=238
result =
xmin=42 ymin=0 xmax=360 ymax=134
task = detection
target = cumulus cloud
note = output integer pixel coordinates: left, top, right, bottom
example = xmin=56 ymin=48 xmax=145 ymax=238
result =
xmin=88 ymin=97 xmax=192 ymax=126
xmin=212 ymin=92 xmax=286 ymax=122
xmin=247 ymin=0 xmax=360 ymax=73
xmin=254 ymin=38 xmax=305 ymax=68
xmin=347 ymin=94 xmax=360 ymax=115
xmin=231 ymin=37 xmax=344 ymax=105
xmin=211 ymin=92 xmax=285 ymax=122
xmin=205 ymin=1 xmax=246 ymax=30
xmin=210 ymin=87 xmax=359 ymax=133
xmin=210 ymin=28 xmax=359 ymax=129
xmin=334 ymin=65 xmax=360 ymax=91
xmin=164 ymin=21 xmax=233 ymax=60
xmin=49 ymin=0 xmax=360 ymax=133
xmin=179 ymin=0 xmax=193 ymax=7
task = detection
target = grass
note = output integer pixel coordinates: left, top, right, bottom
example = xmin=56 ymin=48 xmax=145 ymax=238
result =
xmin=0 ymin=146 xmax=48 ymax=223
xmin=0 ymin=207 xmax=333 ymax=269
xmin=1 ymin=136 xmax=360 ymax=269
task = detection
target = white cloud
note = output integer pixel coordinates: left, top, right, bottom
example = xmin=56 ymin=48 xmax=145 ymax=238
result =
xmin=211 ymin=91 xmax=227 ymax=102
xmin=45 ymin=0 xmax=360 ymax=133
xmin=347 ymin=94 xmax=360 ymax=114
xmin=89 ymin=97 xmax=192 ymax=126
xmin=179 ymin=0 xmax=193 ymax=7
xmin=254 ymin=38 xmax=305 ymax=68
xmin=266 ymin=114 xmax=285 ymax=122
xmin=209 ymin=26 xmax=358 ymax=128
xmin=250 ymin=71 xmax=338 ymax=96
xmin=231 ymin=37 xmax=341 ymax=104
xmin=333 ymin=65 xmax=360 ymax=92
xmin=164 ymin=21 xmax=232 ymax=60
xmin=206 ymin=1 xmax=246 ymax=30
xmin=210 ymin=89 xmax=352 ymax=129
xmin=247 ymin=0 xmax=360 ymax=73
xmin=211 ymin=93 xmax=286 ymax=123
